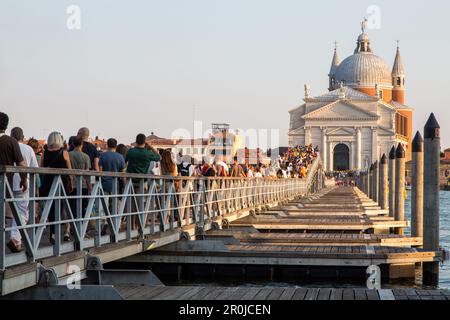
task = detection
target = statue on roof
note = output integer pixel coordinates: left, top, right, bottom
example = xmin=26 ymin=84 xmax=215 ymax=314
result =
xmin=304 ymin=84 xmax=311 ymax=98
xmin=361 ymin=18 xmax=368 ymax=34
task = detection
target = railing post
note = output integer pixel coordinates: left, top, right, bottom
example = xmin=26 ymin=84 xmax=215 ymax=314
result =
xmin=394 ymin=144 xmax=406 ymax=235
xmin=423 ymin=113 xmax=441 ymax=286
xmin=388 ymin=146 xmax=396 ymax=218
xmin=379 ymin=154 xmax=388 ymax=210
xmin=54 ymin=178 xmax=61 ymax=256
xmin=94 ymin=180 xmax=101 ymax=247
xmin=411 ymin=131 xmax=424 ymax=240
xmin=200 ymin=178 xmax=206 ymax=226
xmin=126 ymin=179 xmax=132 ymax=238
xmin=75 ymin=175 xmax=83 ymax=250
xmin=28 ymin=173 xmax=36 ymax=252
xmin=111 ymin=177 xmax=119 ymax=242
xmin=0 ymin=172 xmax=6 ymax=271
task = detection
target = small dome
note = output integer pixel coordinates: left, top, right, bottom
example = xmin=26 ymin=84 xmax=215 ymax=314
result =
xmin=333 ymin=52 xmax=392 ymax=87
xmin=358 ymin=33 xmax=370 ymax=42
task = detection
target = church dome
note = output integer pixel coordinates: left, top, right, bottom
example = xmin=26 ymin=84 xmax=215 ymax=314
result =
xmin=331 ymin=20 xmax=393 ymax=89
xmin=334 ymin=52 xmax=392 ymax=87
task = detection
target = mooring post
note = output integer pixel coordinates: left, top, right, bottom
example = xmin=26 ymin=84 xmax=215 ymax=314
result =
xmin=423 ymin=113 xmax=440 ymax=286
xmin=366 ymin=170 xmax=370 ymax=196
xmin=369 ymin=164 xmax=373 ymax=199
xmin=388 ymin=146 xmax=396 ymax=218
xmin=394 ymin=144 xmax=406 ymax=235
xmin=361 ymin=172 xmax=366 ymax=193
xmin=411 ymin=131 xmax=424 ymax=240
xmin=379 ymin=154 xmax=388 ymax=210
xmin=373 ymin=160 xmax=379 ymax=204
xmin=363 ymin=172 xmax=366 ymax=192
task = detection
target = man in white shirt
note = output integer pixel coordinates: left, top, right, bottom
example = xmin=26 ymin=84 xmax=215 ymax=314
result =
xmin=9 ymin=127 xmax=39 ymax=251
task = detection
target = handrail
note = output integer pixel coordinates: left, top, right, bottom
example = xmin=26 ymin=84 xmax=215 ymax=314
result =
xmin=304 ymin=155 xmax=322 ymax=193
xmin=0 ymin=163 xmax=323 ymax=271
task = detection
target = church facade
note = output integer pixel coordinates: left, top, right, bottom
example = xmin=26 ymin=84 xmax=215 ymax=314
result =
xmin=288 ymin=21 xmax=413 ymax=172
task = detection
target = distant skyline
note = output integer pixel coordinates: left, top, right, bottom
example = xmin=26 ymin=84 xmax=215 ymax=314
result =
xmin=1 ymin=0 xmax=449 ymax=149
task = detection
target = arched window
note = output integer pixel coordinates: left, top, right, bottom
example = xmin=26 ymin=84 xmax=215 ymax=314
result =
xmin=397 ymin=77 xmax=402 ymax=86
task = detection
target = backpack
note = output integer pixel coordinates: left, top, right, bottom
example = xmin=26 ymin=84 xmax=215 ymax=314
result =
xmin=180 ymin=163 xmax=191 ymax=176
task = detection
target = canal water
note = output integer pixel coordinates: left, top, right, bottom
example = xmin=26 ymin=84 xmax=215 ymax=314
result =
xmin=162 ymin=191 xmax=450 ymax=290
xmin=403 ymin=191 xmax=450 ymax=290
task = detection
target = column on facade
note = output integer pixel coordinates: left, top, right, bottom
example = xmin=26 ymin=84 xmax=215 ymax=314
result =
xmin=350 ymin=141 xmax=355 ymax=170
xmin=321 ymin=128 xmax=327 ymax=171
xmin=372 ymin=127 xmax=378 ymax=163
xmin=356 ymin=127 xmax=362 ymax=170
xmin=305 ymin=127 xmax=311 ymax=145
xmin=328 ymin=141 xmax=334 ymax=172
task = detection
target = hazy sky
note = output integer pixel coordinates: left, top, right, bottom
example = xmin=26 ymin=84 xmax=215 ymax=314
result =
xmin=1 ymin=0 xmax=449 ymax=148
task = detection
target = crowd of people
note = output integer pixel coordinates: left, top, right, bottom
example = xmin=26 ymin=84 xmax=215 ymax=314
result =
xmin=0 ymin=111 xmax=319 ymax=252
xmin=276 ymin=145 xmax=319 ymax=179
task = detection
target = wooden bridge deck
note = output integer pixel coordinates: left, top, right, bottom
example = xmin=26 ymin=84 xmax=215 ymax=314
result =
xmin=230 ymin=187 xmax=406 ymax=231
xmin=132 ymin=243 xmax=438 ymax=267
xmin=114 ymin=285 xmax=450 ymax=300
xmin=123 ymin=186 xmax=438 ymax=271
xmin=206 ymin=231 xmax=422 ymax=247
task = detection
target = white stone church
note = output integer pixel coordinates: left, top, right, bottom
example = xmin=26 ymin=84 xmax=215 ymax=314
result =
xmin=288 ymin=21 xmax=413 ymax=172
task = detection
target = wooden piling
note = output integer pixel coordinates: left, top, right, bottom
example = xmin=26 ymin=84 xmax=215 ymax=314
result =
xmin=361 ymin=172 xmax=367 ymax=193
xmin=365 ymin=170 xmax=369 ymax=196
xmin=373 ymin=160 xmax=379 ymax=204
xmin=388 ymin=146 xmax=396 ymax=218
xmin=423 ymin=113 xmax=440 ymax=286
xmin=379 ymin=154 xmax=388 ymax=210
xmin=411 ymin=131 xmax=424 ymax=240
xmin=394 ymin=144 xmax=405 ymax=235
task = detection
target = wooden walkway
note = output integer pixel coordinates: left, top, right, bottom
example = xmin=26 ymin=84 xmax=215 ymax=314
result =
xmin=114 ymin=285 xmax=450 ymax=300
xmin=124 ymin=187 xmax=439 ymax=271
xmin=133 ymin=243 xmax=437 ymax=267
xmin=230 ymin=187 xmax=407 ymax=232
xmin=206 ymin=231 xmax=422 ymax=247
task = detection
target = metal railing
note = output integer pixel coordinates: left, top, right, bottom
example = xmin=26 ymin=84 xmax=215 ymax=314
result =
xmin=0 ymin=156 xmax=322 ymax=271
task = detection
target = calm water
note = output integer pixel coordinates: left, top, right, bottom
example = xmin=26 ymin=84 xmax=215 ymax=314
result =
xmin=404 ymin=191 xmax=450 ymax=290
xmin=165 ymin=191 xmax=450 ymax=290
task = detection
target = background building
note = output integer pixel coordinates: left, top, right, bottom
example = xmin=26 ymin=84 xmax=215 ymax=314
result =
xmin=146 ymin=133 xmax=208 ymax=162
xmin=208 ymin=123 xmax=244 ymax=163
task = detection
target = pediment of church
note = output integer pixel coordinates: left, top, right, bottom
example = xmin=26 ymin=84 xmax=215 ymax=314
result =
xmin=327 ymin=127 xmax=355 ymax=136
xmin=302 ymin=100 xmax=379 ymax=121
